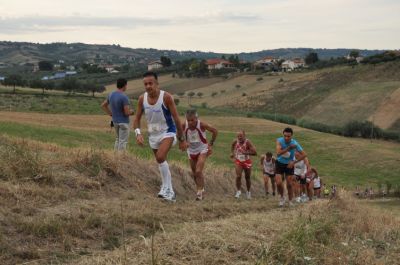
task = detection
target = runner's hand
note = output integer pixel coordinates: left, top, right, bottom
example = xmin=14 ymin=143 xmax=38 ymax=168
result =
xmin=179 ymin=140 xmax=188 ymax=151
xmin=136 ymin=134 xmax=145 ymax=146
xmin=287 ymin=161 xmax=295 ymax=168
xmin=207 ymin=144 xmax=213 ymax=156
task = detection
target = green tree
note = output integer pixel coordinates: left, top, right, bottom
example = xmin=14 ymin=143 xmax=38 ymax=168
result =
xmin=4 ymin=74 xmax=25 ymax=93
xmin=38 ymin=61 xmax=53 ymax=71
xmin=160 ymin=56 xmax=172 ymax=67
xmin=60 ymin=78 xmax=81 ymax=95
xmin=305 ymin=52 xmax=319 ymax=65
xmin=349 ymin=50 xmax=360 ymax=58
xmin=197 ymin=92 xmax=203 ymax=97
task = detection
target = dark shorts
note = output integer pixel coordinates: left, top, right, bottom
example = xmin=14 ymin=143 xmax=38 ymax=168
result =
xmin=295 ymin=174 xmax=307 ymax=185
xmin=314 ymin=187 xmax=321 ymax=191
xmin=275 ymin=161 xmax=294 ymax=177
xmin=264 ymin=172 xmax=275 ymax=178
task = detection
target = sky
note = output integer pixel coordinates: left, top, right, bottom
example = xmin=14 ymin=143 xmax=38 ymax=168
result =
xmin=0 ymin=0 xmax=399 ymax=53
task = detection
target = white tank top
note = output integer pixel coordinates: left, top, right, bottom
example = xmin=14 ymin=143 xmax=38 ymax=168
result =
xmin=263 ymin=157 xmax=275 ymax=174
xmin=294 ymin=160 xmax=307 ymax=177
xmin=313 ymin=176 xmax=321 ymax=188
xmin=143 ymin=90 xmax=176 ymax=136
xmin=185 ymin=120 xmax=208 ymax=155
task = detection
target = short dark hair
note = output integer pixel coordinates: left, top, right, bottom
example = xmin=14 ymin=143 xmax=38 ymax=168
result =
xmin=116 ymin=78 xmax=127 ymax=89
xmin=186 ymin=108 xmax=198 ymax=117
xmin=143 ymin=71 xmax=158 ymax=80
xmin=266 ymin=152 xmax=272 ymax=157
xmin=283 ymin=127 xmax=293 ymax=135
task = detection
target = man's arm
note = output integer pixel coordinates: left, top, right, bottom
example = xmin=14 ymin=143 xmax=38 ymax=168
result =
xmin=101 ymin=99 xmax=112 ymax=116
xmin=200 ymin=121 xmax=218 ymax=146
xmin=133 ymin=96 xmax=144 ymax=145
xmin=246 ymin=140 xmax=257 ymax=156
xmin=164 ymin=92 xmax=186 ymax=150
xmin=276 ymin=140 xmax=293 ymax=156
xmin=230 ymin=140 xmax=237 ymax=158
xmin=123 ymin=105 xmax=134 ymax=116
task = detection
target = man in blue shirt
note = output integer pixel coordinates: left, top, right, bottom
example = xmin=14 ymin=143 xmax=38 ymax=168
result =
xmin=101 ymin=78 xmax=134 ymax=150
xmin=275 ymin=127 xmax=308 ymax=207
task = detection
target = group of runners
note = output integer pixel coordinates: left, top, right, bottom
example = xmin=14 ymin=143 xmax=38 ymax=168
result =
xmin=102 ymin=71 xmax=325 ymax=206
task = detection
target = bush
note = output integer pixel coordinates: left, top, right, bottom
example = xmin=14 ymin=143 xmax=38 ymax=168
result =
xmin=220 ymin=90 xmax=226 ymax=93
xmin=256 ymin=77 xmax=263 ymax=81
xmin=211 ymin=92 xmax=218 ymax=97
xmin=242 ymin=93 xmax=247 ymax=96
xmin=235 ymin=84 xmax=241 ymax=88
xmin=174 ymin=98 xmax=180 ymax=106
xmin=201 ymin=102 xmax=208 ymax=108
xmin=343 ymin=120 xmax=383 ymax=138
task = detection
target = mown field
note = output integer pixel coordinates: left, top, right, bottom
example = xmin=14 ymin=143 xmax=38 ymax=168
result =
xmin=1 ymin=111 xmax=399 ymax=188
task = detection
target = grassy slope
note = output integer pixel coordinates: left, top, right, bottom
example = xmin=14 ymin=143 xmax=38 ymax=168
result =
xmin=1 ymin=112 xmax=399 ymax=187
xmin=0 ymin=136 xmax=399 ymax=264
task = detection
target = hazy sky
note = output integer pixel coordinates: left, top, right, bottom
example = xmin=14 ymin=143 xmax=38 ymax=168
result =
xmin=0 ymin=0 xmax=399 ymax=53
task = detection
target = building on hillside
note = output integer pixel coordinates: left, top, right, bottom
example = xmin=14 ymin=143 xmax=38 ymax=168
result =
xmin=0 ymin=76 xmax=5 ymax=81
xmin=356 ymin=57 xmax=364 ymax=63
xmin=66 ymin=71 xmax=77 ymax=76
xmin=147 ymin=60 xmax=163 ymax=71
xmin=253 ymin=56 xmax=279 ymax=71
xmin=205 ymin=59 xmax=235 ymax=70
xmin=281 ymin=58 xmax=305 ymax=71
xmin=53 ymin=72 xmax=66 ymax=79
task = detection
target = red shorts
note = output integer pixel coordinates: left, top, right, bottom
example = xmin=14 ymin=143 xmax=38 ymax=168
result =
xmin=235 ymin=159 xmax=252 ymax=169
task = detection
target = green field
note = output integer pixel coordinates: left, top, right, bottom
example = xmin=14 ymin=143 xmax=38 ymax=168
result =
xmin=1 ymin=117 xmax=399 ymax=188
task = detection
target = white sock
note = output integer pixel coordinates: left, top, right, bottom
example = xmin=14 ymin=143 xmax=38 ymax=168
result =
xmin=159 ymin=161 xmax=173 ymax=193
xmin=158 ymin=162 xmax=166 ymax=190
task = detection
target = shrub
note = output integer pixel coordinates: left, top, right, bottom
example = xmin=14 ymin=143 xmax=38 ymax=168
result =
xmin=242 ymin=93 xmax=247 ymax=96
xmin=235 ymin=84 xmax=241 ymax=88
xmin=211 ymin=92 xmax=218 ymax=97
xmin=256 ymin=77 xmax=263 ymax=81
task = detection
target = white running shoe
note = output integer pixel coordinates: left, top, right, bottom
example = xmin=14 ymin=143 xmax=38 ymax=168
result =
xmin=246 ymin=191 xmax=251 ymax=199
xmin=295 ymin=197 xmax=301 ymax=203
xmin=163 ymin=190 xmax=176 ymax=202
xmin=235 ymin=190 xmax=241 ymax=199
xmin=196 ymin=190 xmax=203 ymax=201
xmin=157 ymin=186 xmax=167 ymax=198
xmin=279 ymin=197 xmax=286 ymax=207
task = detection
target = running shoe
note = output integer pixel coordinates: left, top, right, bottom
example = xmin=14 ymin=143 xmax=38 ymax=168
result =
xmin=157 ymin=186 xmax=167 ymax=198
xmin=196 ymin=190 xmax=203 ymax=201
xmin=246 ymin=191 xmax=251 ymax=199
xmin=163 ymin=190 xmax=176 ymax=202
xmin=235 ymin=190 xmax=241 ymax=199
xmin=279 ymin=197 xmax=286 ymax=207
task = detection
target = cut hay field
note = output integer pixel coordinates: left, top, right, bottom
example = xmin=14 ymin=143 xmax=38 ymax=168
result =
xmin=1 ymin=111 xmax=399 ymax=188
xmin=0 ymin=135 xmax=399 ymax=265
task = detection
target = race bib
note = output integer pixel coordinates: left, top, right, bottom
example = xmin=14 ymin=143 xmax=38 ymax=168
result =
xmin=148 ymin=123 xmax=161 ymax=133
xmin=282 ymin=152 xmax=291 ymax=158
xmin=237 ymin=154 xmax=246 ymax=162
xmin=188 ymin=131 xmax=201 ymax=143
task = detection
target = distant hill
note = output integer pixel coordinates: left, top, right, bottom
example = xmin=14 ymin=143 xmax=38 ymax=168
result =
xmin=0 ymin=41 xmax=385 ymax=66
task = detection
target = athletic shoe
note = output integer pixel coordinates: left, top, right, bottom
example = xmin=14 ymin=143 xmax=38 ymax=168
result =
xmin=234 ymin=190 xmax=241 ymax=199
xmin=163 ymin=190 xmax=176 ymax=202
xmin=196 ymin=190 xmax=203 ymax=201
xmin=157 ymin=186 xmax=167 ymax=198
xmin=246 ymin=191 xmax=251 ymax=199
xmin=279 ymin=197 xmax=286 ymax=207
xmin=295 ymin=197 xmax=301 ymax=203
xmin=272 ymin=192 xmax=276 ymax=196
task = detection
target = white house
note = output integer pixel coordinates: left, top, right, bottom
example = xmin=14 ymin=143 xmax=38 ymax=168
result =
xmin=205 ymin=59 xmax=234 ymax=70
xmin=147 ymin=60 xmax=163 ymax=71
xmin=281 ymin=58 xmax=305 ymax=71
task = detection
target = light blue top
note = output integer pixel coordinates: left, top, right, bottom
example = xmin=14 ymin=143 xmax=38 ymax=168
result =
xmin=107 ymin=91 xmax=130 ymax=123
xmin=276 ymin=137 xmax=303 ymax=164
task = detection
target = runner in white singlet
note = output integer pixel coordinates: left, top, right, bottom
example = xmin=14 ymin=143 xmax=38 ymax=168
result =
xmin=183 ymin=109 xmax=218 ymax=201
xmin=133 ymin=71 xmax=187 ymax=202
xmin=260 ymin=152 xmax=276 ymax=197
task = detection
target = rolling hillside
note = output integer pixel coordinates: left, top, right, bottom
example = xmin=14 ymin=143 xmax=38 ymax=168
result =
xmin=118 ymin=61 xmax=400 ymax=131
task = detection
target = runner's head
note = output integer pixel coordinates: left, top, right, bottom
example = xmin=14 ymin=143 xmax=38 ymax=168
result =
xmin=116 ymin=78 xmax=128 ymax=91
xmin=237 ymin=130 xmax=246 ymax=143
xmin=283 ymin=127 xmax=293 ymax=143
xmin=143 ymin=71 xmax=159 ymax=95
xmin=265 ymin=152 xmax=272 ymax=161
xmin=186 ymin=109 xmax=198 ymax=129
